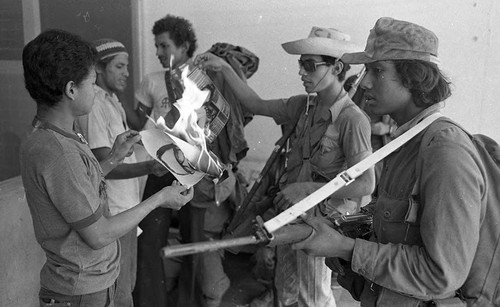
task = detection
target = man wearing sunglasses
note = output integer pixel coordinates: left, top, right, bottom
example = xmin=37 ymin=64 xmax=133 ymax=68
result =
xmin=195 ymin=27 xmax=375 ymax=307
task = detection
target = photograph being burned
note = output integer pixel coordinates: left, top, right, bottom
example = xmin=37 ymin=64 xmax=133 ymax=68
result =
xmin=141 ymin=66 xmax=227 ymax=187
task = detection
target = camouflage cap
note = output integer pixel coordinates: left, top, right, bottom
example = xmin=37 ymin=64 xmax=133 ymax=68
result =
xmin=342 ymin=17 xmax=439 ymax=65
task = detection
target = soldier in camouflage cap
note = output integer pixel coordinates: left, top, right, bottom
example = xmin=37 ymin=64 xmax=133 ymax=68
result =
xmin=293 ymin=17 xmax=494 ymax=306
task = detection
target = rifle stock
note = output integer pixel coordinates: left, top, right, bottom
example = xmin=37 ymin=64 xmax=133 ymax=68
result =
xmin=225 ymin=137 xmax=288 ymax=235
xmin=161 ymin=212 xmax=372 ymax=258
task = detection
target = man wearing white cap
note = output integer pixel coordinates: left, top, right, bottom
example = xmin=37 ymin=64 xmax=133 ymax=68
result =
xmin=76 ymin=38 xmax=169 ymax=307
xmin=196 ymin=27 xmax=375 ymax=307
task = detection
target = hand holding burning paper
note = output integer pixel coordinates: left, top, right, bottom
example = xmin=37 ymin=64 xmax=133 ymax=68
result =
xmin=141 ymin=66 xmax=225 ymax=187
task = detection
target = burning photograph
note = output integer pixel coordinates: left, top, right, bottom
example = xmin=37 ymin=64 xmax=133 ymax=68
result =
xmin=141 ymin=66 xmax=226 ymax=187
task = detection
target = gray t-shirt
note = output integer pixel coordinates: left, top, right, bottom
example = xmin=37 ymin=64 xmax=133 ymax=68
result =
xmin=20 ymin=124 xmax=119 ymax=295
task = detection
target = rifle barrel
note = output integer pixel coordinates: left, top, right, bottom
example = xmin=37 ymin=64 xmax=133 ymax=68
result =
xmin=160 ymin=235 xmax=260 ymax=258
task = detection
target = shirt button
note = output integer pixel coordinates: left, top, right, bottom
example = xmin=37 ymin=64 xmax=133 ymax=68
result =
xmin=383 ymin=211 xmax=391 ymax=218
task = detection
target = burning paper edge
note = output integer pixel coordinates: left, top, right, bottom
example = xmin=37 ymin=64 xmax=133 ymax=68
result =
xmin=140 ymin=129 xmax=205 ymax=188
xmin=154 ymin=66 xmax=224 ymax=177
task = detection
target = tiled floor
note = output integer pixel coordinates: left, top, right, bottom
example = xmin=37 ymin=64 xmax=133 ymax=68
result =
xmin=221 ymin=252 xmax=360 ymax=307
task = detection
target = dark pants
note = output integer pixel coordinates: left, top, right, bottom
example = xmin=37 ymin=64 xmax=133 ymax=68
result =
xmin=134 ymin=174 xmax=226 ymax=307
xmin=133 ymin=173 xmax=175 ymax=307
xmin=115 ymin=228 xmax=137 ymax=307
xmin=174 ymin=205 xmax=230 ymax=307
xmin=174 ymin=205 xmax=207 ymax=307
xmin=39 ymin=282 xmax=116 ymax=307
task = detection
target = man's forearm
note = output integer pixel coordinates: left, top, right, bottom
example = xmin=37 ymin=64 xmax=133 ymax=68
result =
xmin=99 ymin=154 xmax=122 ymax=177
xmin=82 ymin=193 xmax=160 ymax=249
xmin=219 ymin=63 xmax=271 ymax=116
xmin=102 ymin=188 xmax=183 ymax=245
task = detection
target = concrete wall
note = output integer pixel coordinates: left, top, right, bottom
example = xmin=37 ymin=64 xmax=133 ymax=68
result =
xmin=0 ymin=62 xmax=35 ymax=181
xmin=0 ymin=177 xmax=44 ymax=306
xmin=0 ymin=0 xmax=39 ymax=181
xmin=0 ymin=0 xmax=135 ymax=304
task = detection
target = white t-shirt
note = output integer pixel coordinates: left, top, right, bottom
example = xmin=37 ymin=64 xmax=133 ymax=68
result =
xmin=78 ymin=86 xmax=141 ymax=215
xmin=135 ymin=71 xmax=172 ymax=130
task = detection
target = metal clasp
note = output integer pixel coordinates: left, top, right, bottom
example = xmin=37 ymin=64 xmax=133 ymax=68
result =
xmin=253 ymin=216 xmax=274 ymax=244
xmin=339 ymin=170 xmax=355 ymax=185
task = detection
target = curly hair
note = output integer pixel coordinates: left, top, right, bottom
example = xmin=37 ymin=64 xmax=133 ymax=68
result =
xmin=320 ymin=55 xmax=351 ymax=82
xmin=393 ymin=60 xmax=451 ymax=107
xmin=22 ymin=29 xmax=97 ymax=107
xmin=152 ymin=14 xmax=198 ymax=58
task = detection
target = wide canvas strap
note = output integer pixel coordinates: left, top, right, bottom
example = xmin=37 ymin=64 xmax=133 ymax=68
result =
xmin=264 ymin=112 xmax=444 ymax=233
xmin=349 ymin=112 xmax=443 ymax=179
xmin=164 ymin=68 xmax=178 ymax=103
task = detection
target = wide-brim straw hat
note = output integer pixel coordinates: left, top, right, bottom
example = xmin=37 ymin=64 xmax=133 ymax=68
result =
xmin=282 ymin=26 xmax=360 ymax=58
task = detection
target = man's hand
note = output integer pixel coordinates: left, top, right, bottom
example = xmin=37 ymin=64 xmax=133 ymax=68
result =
xmin=371 ymin=121 xmax=391 ymax=136
xmin=109 ymin=130 xmax=141 ymax=163
xmin=274 ymin=182 xmax=317 ymax=211
xmin=291 ymin=216 xmax=355 ymax=260
xmin=156 ymin=181 xmax=193 ymax=210
xmin=149 ymin=160 xmax=169 ymax=177
xmin=194 ymin=52 xmax=227 ymax=72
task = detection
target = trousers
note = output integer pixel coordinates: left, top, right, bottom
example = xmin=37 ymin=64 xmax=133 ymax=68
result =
xmin=39 ymin=282 xmax=116 ymax=307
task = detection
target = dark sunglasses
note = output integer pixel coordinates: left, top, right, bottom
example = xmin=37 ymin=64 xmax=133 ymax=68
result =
xmin=298 ymin=59 xmax=328 ymax=73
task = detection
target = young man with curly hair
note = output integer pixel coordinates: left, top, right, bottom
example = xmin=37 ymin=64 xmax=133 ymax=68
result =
xmin=131 ymin=15 xmax=234 ymax=307
xmin=21 ymin=29 xmax=192 ymax=307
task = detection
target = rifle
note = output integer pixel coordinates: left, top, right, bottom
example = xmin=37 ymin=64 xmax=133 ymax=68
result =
xmin=161 ymin=209 xmax=372 ymax=258
xmin=160 ymin=111 xmax=442 ymax=259
xmin=347 ymin=67 xmax=366 ymax=99
xmin=222 ymin=115 xmax=299 ymax=249
xmin=223 ymin=71 xmax=367 ymax=247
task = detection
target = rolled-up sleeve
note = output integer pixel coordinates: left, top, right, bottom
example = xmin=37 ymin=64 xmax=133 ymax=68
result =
xmin=267 ymin=96 xmax=305 ymax=126
xmin=45 ymin=149 xmax=104 ymax=228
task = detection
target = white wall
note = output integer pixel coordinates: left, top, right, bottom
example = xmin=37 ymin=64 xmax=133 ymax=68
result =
xmin=136 ymin=0 xmax=500 ymax=178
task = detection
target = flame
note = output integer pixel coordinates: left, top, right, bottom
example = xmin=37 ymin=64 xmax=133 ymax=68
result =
xmin=156 ymin=67 xmax=224 ymax=177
